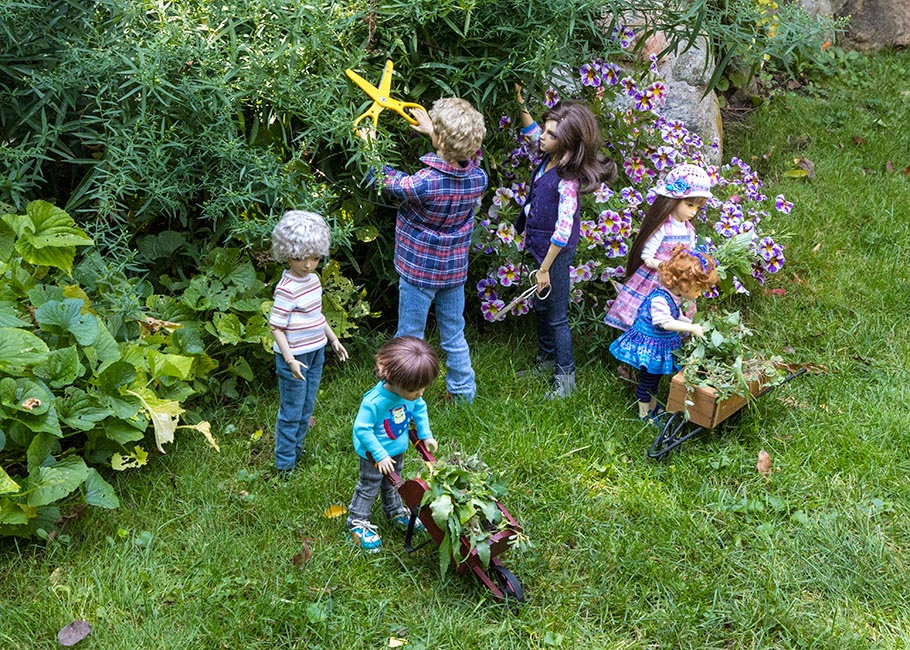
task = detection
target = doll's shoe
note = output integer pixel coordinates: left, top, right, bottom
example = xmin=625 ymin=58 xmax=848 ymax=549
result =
xmin=516 ymin=355 xmax=556 ymax=378
xmin=444 ymin=391 xmax=474 ymax=405
xmin=348 ymin=520 xmax=382 ymax=552
xmin=391 ymin=510 xmax=425 ymax=533
xmin=545 ymin=372 xmax=576 ymax=399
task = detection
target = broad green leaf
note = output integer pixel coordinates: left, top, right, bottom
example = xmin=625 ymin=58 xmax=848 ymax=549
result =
xmin=0 ymin=499 xmax=29 ymax=525
xmin=27 ymin=456 xmax=89 ymax=507
xmin=136 ymin=230 xmax=187 ymax=260
xmin=100 ymin=420 xmax=146 ymax=445
xmin=147 ymin=350 xmax=194 ymax=380
xmin=83 ymin=321 xmax=121 ymax=374
xmin=10 ymin=201 xmax=93 ymax=274
xmin=0 ymin=376 xmax=53 ymax=415
xmin=209 ymin=312 xmax=243 ymax=344
xmin=95 ymin=361 xmax=137 ymax=393
xmin=0 ymin=328 xmax=49 ymax=375
xmin=126 ymin=389 xmax=183 ymax=452
xmin=0 ymin=301 xmax=29 ymax=327
xmin=0 ymin=466 xmax=20 ymax=495
xmin=57 ymin=388 xmax=111 ymax=431
xmin=84 ymin=468 xmax=119 ymax=509
xmin=35 ymin=299 xmax=99 ymax=346
xmin=172 ymin=325 xmax=205 ymax=355
xmin=228 ymin=357 xmax=254 ymax=381
xmin=0 ymin=219 xmax=14 ymax=261
xmin=429 ymin=493 xmax=454 ymax=529
xmin=31 ymin=346 xmax=85 ymax=387
xmin=475 ymin=539 xmax=491 ymax=569
xmin=27 ymin=432 xmax=60 ymax=475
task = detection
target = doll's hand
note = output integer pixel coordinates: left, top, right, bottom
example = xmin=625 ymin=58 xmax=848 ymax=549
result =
xmin=423 ymin=437 xmax=438 ymax=454
xmin=689 ymin=324 xmax=705 ymax=338
xmin=287 ymin=358 xmax=307 ymax=380
xmin=408 ymin=107 xmax=433 ymax=136
xmin=376 ymin=456 xmax=395 ymax=476
xmin=331 ymin=339 xmax=349 ymax=362
xmin=356 ymin=126 xmax=376 ymax=143
xmin=534 ymin=268 xmax=550 ymax=293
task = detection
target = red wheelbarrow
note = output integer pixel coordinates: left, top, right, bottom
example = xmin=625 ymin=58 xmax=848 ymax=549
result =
xmin=379 ymin=424 xmax=527 ymax=603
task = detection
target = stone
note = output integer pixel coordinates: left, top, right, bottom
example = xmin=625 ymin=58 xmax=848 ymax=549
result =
xmin=837 ymin=0 xmax=910 ymax=50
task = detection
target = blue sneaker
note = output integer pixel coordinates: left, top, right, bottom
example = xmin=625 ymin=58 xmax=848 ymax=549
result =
xmin=391 ymin=510 xmax=425 ymax=532
xmin=348 ymin=520 xmax=382 ymax=552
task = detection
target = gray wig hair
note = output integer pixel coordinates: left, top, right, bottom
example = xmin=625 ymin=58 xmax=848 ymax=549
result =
xmin=270 ymin=210 xmax=331 ymax=262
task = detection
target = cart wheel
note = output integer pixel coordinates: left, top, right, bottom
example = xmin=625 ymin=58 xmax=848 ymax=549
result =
xmin=647 ymin=411 xmax=686 ymax=460
xmin=491 ymin=565 xmax=526 ymax=603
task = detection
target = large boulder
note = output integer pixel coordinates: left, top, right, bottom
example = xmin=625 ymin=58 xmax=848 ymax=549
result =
xmin=837 ymin=0 xmax=910 ymax=49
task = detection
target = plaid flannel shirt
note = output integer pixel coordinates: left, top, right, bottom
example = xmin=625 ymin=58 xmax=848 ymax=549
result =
xmin=380 ymin=153 xmax=488 ymax=289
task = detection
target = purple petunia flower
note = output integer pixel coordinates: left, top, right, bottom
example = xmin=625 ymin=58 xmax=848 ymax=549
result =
xmin=496 ymin=223 xmax=517 ymax=245
xmin=604 ymin=236 xmax=629 ymax=258
xmin=477 ymin=277 xmax=498 ymax=300
xmin=498 ymin=115 xmax=513 ymax=130
xmin=621 ymin=77 xmax=638 ymax=97
xmin=481 ymin=299 xmax=505 ymax=322
xmin=620 ymin=187 xmax=644 ymax=206
xmin=775 ymin=194 xmax=793 ymax=214
xmin=544 ymin=88 xmax=560 ymax=107
xmin=492 ymin=186 xmax=514 ymax=208
xmin=580 ymin=63 xmax=602 ymax=87
xmin=650 ymin=146 xmax=677 ymax=171
xmin=601 ymin=62 xmax=621 ymax=86
xmin=497 ymin=262 xmax=520 ymax=286
xmin=593 ymin=183 xmax=614 ymax=202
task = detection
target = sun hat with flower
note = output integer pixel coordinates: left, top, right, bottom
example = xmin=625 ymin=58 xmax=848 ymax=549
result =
xmin=654 ymin=163 xmax=713 ymax=199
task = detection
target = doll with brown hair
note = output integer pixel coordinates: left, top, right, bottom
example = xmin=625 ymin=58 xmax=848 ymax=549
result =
xmin=609 ymin=245 xmax=719 ymax=420
xmin=604 ymin=163 xmax=713 ymax=331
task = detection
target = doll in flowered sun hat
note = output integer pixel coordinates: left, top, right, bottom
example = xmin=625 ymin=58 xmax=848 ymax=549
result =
xmin=604 ymin=163 xmax=713 ymax=332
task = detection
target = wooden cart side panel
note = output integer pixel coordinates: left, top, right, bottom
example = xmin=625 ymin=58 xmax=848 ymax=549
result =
xmin=666 ymin=371 xmax=762 ymax=428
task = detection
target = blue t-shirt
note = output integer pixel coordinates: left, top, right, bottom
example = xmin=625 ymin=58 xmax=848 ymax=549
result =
xmin=352 ymin=381 xmax=432 ymax=462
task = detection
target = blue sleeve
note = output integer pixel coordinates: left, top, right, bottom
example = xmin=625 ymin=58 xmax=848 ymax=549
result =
xmin=352 ymin=396 xmax=390 ymax=463
xmin=412 ymin=397 xmax=432 ymax=440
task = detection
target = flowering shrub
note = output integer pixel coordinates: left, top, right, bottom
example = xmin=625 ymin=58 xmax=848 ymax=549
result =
xmin=472 ymin=35 xmax=789 ymax=332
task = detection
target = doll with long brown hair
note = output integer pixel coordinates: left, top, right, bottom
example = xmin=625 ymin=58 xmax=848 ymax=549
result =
xmin=605 ymin=163 xmax=713 ymax=331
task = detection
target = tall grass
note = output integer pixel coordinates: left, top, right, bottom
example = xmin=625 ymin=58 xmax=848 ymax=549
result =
xmin=2 ymin=50 xmax=909 ymax=649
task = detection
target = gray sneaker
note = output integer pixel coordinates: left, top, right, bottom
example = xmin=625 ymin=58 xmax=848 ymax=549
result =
xmin=546 ymin=372 xmax=576 ymax=399
xmin=517 ymin=355 xmax=556 ymax=378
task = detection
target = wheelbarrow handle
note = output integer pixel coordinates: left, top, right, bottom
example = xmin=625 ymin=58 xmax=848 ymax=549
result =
xmin=364 ymin=451 xmax=403 ymax=489
xmin=408 ymin=421 xmax=437 ymax=464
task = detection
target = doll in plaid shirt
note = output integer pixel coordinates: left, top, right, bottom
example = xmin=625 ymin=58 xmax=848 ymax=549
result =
xmin=368 ymin=98 xmax=487 ymax=404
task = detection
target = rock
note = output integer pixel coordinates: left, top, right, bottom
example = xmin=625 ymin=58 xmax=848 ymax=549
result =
xmin=837 ymin=0 xmax=910 ymax=50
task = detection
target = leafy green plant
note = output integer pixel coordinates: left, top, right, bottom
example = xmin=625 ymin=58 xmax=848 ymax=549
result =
xmin=418 ymin=452 xmax=530 ymax=577
xmin=0 ymin=201 xmax=221 ymax=538
xmin=676 ymin=309 xmax=784 ymax=400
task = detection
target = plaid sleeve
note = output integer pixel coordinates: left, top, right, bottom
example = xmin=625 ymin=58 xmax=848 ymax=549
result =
xmin=382 ymin=166 xmax=430 ymax=206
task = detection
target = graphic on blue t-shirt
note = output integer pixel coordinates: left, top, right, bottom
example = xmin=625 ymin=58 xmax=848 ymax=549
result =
xmin=383 ymin=405 xmax=412 ymax=440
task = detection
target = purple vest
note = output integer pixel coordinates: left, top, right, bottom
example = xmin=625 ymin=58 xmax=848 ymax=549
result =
xmin=524 ymin=161 xmax=580 ymax=263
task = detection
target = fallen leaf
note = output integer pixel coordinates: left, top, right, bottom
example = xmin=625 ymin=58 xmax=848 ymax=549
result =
xmin=797 ymin=157 xmax=816 ymax=179
xmin=21 ymin=397 xmax=41 ymax=411
xmin=763 ymin=288 xmax=787 ymax=296
xmin=57 ymin=620 xmax=92 ymax=646
xmin=782 ymin=346 xmax=795 ymax=354
xmin=852 ymin=355 xmax=872 ymax=366
xmin=811 ymin=242 xmax=822 ymax=253
xmin=791 ymin=272 xmax=807 ymax=285
xmin=291 ymin=538 xmax=314 ymax=567
xmin=388 ymin=638 xmax=407 ymax=649
xmin=851 ymin=135 xmax=866 ymax=145
xmin=903 ymin=166 xmax=910 ymax=176
xmin=757 ymin=450 xmax=772 ymax=477
xmin=821 ymin=39 xmax=833 ymax=51
xmin=885 ymin=160 xmax=894 ymax=173
xmin=322 ymin=505 xmax=347 ymax=519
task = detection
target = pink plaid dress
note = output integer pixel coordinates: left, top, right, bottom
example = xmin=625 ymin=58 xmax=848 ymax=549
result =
xmin=604 ymin=218 xmax=696 ymax=331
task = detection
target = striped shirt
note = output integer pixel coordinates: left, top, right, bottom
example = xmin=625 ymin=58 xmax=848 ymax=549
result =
xmin=380 ymin=152 xmax=488 ymax=289
xmin=269 ymin=270 xmax=327 ymax=354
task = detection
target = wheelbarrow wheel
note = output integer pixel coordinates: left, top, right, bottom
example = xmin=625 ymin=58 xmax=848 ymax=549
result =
xmin=490 ymin=564 xmax=526 ymax=603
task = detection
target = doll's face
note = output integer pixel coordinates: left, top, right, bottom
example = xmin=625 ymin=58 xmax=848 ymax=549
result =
xmin=676 ymin=285 xmax=704 ymax=300
xmin=539 ymin=119 xmax=560 ymax=155
xmin=670 ymin=198 xmax=705 ymax=222
xmin=288 ymin=254 xmax=321 ymax=278
xmin=387 ymin=383 xmax=425 ymax=401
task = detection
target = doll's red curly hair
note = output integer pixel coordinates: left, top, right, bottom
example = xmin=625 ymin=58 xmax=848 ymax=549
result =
xmin=658 ymin=245 xmax=719 ymax=295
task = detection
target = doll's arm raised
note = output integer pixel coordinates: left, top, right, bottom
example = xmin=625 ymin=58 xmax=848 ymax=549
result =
xmin=516 ymin=84 xmax=534 ymax=129
xmin=408 ymin=107 xmax=434 ymax=138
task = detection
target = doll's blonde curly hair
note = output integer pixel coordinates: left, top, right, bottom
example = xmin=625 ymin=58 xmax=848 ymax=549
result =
xmin=430 ymin=98 xmax=486 ymax=163
xmin=270 ymin=210 xmax=331 ymax=263
xmin=658 ymin=245 xmax=719 ymax=295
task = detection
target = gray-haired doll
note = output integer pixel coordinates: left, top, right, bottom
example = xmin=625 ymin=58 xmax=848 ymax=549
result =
xmin=269 ymin=210 xmax=348 ymax=479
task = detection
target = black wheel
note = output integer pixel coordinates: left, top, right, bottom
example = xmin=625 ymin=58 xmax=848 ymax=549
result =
xmin=491 ymin=564 xmax=526 ymax=603
xmin=647 ymin=412 xmax=686 ymax=460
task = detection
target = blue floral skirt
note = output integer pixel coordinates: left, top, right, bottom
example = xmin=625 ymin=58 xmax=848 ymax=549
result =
xmin=609 ymin=328 xmax=681 ymax=375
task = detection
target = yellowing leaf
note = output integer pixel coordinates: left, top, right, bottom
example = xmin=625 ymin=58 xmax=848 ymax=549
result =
xmin=178 ymin=420 xmax=220 ymax=452
xmin=112 ymin=446 xmax=149 ymax=471
xmin=127 ymin=389 xmax=183 ymax=452
xmin=250 ymin=429 xmax=264 ymax=442
xmin=388 ymin=638 xmax=407 ymax=648
xmin=322 ymin=505 xmax=347 ymax=519
xmin=782 ymin=169 xmax=808 ymax=178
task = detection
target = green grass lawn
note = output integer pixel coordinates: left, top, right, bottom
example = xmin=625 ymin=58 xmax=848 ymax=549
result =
xmin=2 ymin=50 xmax=910 ymax=649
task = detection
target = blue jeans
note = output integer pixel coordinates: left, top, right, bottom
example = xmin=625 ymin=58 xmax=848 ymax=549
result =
xmin=533 ymin=246 xmax=575 ymax=374
xmin=396 ymin=278 xmax=476 ymax=400
xmin=274 ymin=347 xmax=325 ymax=470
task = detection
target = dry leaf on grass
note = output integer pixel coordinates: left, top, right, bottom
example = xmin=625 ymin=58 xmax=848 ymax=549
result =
xmin=57 ymin=620 xmax=92 ymax=646
xmin=291 ymin=538 xmax=314 ymax=567
xmin=757 ymin=450 xmax=773 ymax=477
xmin=322 ymin=505 xmax=347 ymax=519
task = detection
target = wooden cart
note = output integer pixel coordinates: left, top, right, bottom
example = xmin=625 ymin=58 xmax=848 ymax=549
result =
xmin=647 ymin=368 xmax=806 ymax=460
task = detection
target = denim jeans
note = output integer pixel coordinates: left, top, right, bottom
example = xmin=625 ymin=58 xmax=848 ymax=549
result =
xmin=396 ymin=278 xmax=476 ymax=400
xmin=533 ymin=245 xmax=575 ymax=374
xmin=347 ymin=454 xmax=406 ymax=527
xmin=274 ymin=347 xmax=325 ymax=470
